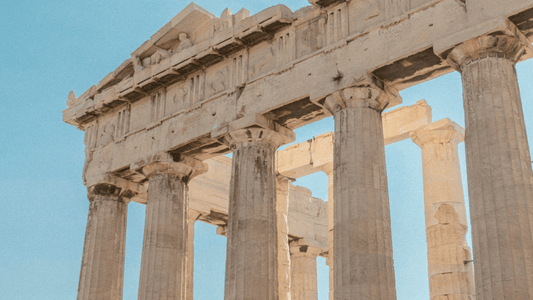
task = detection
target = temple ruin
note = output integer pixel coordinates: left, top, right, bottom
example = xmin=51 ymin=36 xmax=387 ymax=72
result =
xmin=63 ymin=0 xmax=533 ymax=299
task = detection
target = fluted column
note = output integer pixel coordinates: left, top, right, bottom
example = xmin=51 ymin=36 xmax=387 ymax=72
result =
xmin=324 ymin=83 xmax=399 ymax=300
xmin=185 ymin=210 xmax=201 ymax=300
xmin=290 ymin=241 xmax=321 ymax=300
xmin=447 ymin=34 xmax=533 ymax=300
xmin=277 ymin=176 xmax=292 ymax=300
xmin=77 ymin=183 xmax=131 ymax=300
xmin=224 ymin=126 xmax=294 ymax=300
xmin=137 ymin=155 xmax=207 ymax=300
xmin=410 ymin=119 xmax=475 ymax=300
xmin=321 ymin=164 xmax=334 ymax=300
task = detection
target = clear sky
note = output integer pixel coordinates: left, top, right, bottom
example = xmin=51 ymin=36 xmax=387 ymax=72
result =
xmin=1 ymin=1 xmax=533 ymax=299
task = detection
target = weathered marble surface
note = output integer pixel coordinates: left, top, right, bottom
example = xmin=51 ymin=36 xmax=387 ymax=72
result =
xmin=224 ymin=127 xmax=293 ymax=300
xmin=411 ymin=119 xmax=475 ymax=300
xmin=137 ymin=155 xmax=207 ymax=300
xmin=324 ymin=85 xmax=399 ymax=300
xmin=77 ymin=184 xmax=130 ymax=300
xmin=448 ymin=34 xmax=533 ymax=300
xmin=290 ymin=240 xmax=321 ymax=300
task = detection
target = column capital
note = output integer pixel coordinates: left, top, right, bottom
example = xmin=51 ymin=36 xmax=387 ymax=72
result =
xmin=132 ymin=152 xmax=208 ymax=183
xmin=276 ymin=174 xmax=293 ymax=189
xmin=410 ymin=118 xmax=464 ymax=149
xmin=87 ymin=179 xmax=138 ymax=203
xmin=225 ymin=127 xmax=292 ymax=150
xmin=211 ymin=113 xmax=295 ymax=149
xmin=290 ymin=240 xmax=322 ymax=257
xmin=447 ymin=34 xmax=528 ymax=71
xmin=311 ymin=72 xmax=402 ymax=115
xmin=320 ymin=163 xmax=334 ymax=176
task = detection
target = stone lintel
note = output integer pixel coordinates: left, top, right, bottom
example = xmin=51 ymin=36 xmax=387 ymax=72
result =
xmin=309 ymin=72 xmax=402 ymax=115
xmin=434 ymin=17 xmax=533 ymax=65
xmin=410 ymin=118 xmax=464 ymax=148
xmin=382 ymin=99 xmax=432 ymax=144
xmin=211 ymin=113 xmax=296 ymax=145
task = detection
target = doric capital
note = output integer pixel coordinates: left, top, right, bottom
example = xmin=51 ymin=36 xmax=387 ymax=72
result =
xmin=311 ymin=72 xmax=402 ymax=115
xmin=212 ymin=113 xmax=295 ymax=150
xmin=409 ymin=118 xmax=464 ymax=149
xmin=132 ymin=152 xmax=208 ymax=183
xmin=324 ymin=86 xmax=392 ymax=114
xmin=447 ymin=35 xmax=528 ymax=71
xmin=320 ymin=163 xmax=334 ymax=176
xmin=289 ymin=239 xmax=322 ymax=257
xmin=225 ymin=127 xmax=291 ymax=150
xmin=276 ymin=175 xmax=293 ymax=190
xmin=87 ymin=182 xmax=133 ymax=203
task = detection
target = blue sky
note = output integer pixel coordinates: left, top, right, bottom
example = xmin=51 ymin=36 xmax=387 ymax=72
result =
xmin=1 ymin=1 xmax=533 ymax=299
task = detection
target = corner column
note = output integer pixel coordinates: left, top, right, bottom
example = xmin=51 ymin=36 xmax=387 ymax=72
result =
xmin=77 ymin=182 xmax=131 ymax=300
xmin=324 ymin=83 xmax=399 ymax=300
xmin=277 ymin=176 xmax=292 ymax=300
xmin=447 ymin=35 xmax=533 ymax=299
xmin=223 ymin=124 xmax=295 ymax=300
xmin=137 ymin=154 xmax=207 ymax=300
xmin=290 ymin=240 xmax=321 ymax=300
xmin=410 ymin=119 xmax=475 ymax=299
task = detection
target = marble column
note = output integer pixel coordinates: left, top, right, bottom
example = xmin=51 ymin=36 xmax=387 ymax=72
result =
xmin=77 ymin=183 xmax=131 ymax=300
xmin=185 ymin=210 xmax=201 ymax=300
xmin=290 ymin=241 xmax=321 ymax=300
xmin=276 ymin=176 xmax=292 ymax=300
xmin=410 ymin=119 xmax=475 ymax=300
xmin=321 ymin=164 xmax=334 ymax=300
xmin=324 ymin=85 xmax=398 ymax=300
xmin=224 ymin=127 xmax=293 ymax=300
xmin=447 ymin=34 xmax=533 ymax=300
xmin=137 ymin=155 xmax=207 ymax=300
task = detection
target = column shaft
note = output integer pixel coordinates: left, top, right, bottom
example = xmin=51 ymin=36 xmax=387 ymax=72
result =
xmin=138 ymin=173 xmax=189 ymax=300
xmin=290 ymin=243 xmax=320 ymax=300
xmin=411 ymin=120 xmax=475 ymax=299
xmin=224 ymin=128 xmax=286 ymax=300
xmin=77 ymin=184 xmax=129 ymax=300
xmin=277 ymin=177 xmax=292 ymax=300
xmin=330 ymin=87 xmax=397 ymax=300
xmin=449 ymin=35 xmax=533 ymax=299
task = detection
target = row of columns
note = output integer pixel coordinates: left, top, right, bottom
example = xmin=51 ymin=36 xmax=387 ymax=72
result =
xmin=77 ymin=33 xmax=533 ymax=300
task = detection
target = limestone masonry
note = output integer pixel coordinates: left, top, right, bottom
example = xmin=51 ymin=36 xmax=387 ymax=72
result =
xmin=63 ymin=0 xmax=533 ymax=299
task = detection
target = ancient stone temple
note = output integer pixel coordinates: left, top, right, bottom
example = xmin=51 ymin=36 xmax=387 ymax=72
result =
xmin=63 ymin=1 xmax=533 ymax=299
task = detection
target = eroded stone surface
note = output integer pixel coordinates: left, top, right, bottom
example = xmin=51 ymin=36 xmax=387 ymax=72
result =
xmin=224 ymin=127 xmax=293 ymax=300
xmin=290 ymin=240 xmax=321 ymax=300
xmin=137 ymin=156 xmax=206 ymax=300
xmin=410 ymin=119 xmax=475 ymax=300
xmin=450 ymin=34 xmax=533 ymax=300
xmin=328 ymin=85 xmax=398 ymax=300
xmin=77 ymin=184 xmax=131 ymax=300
